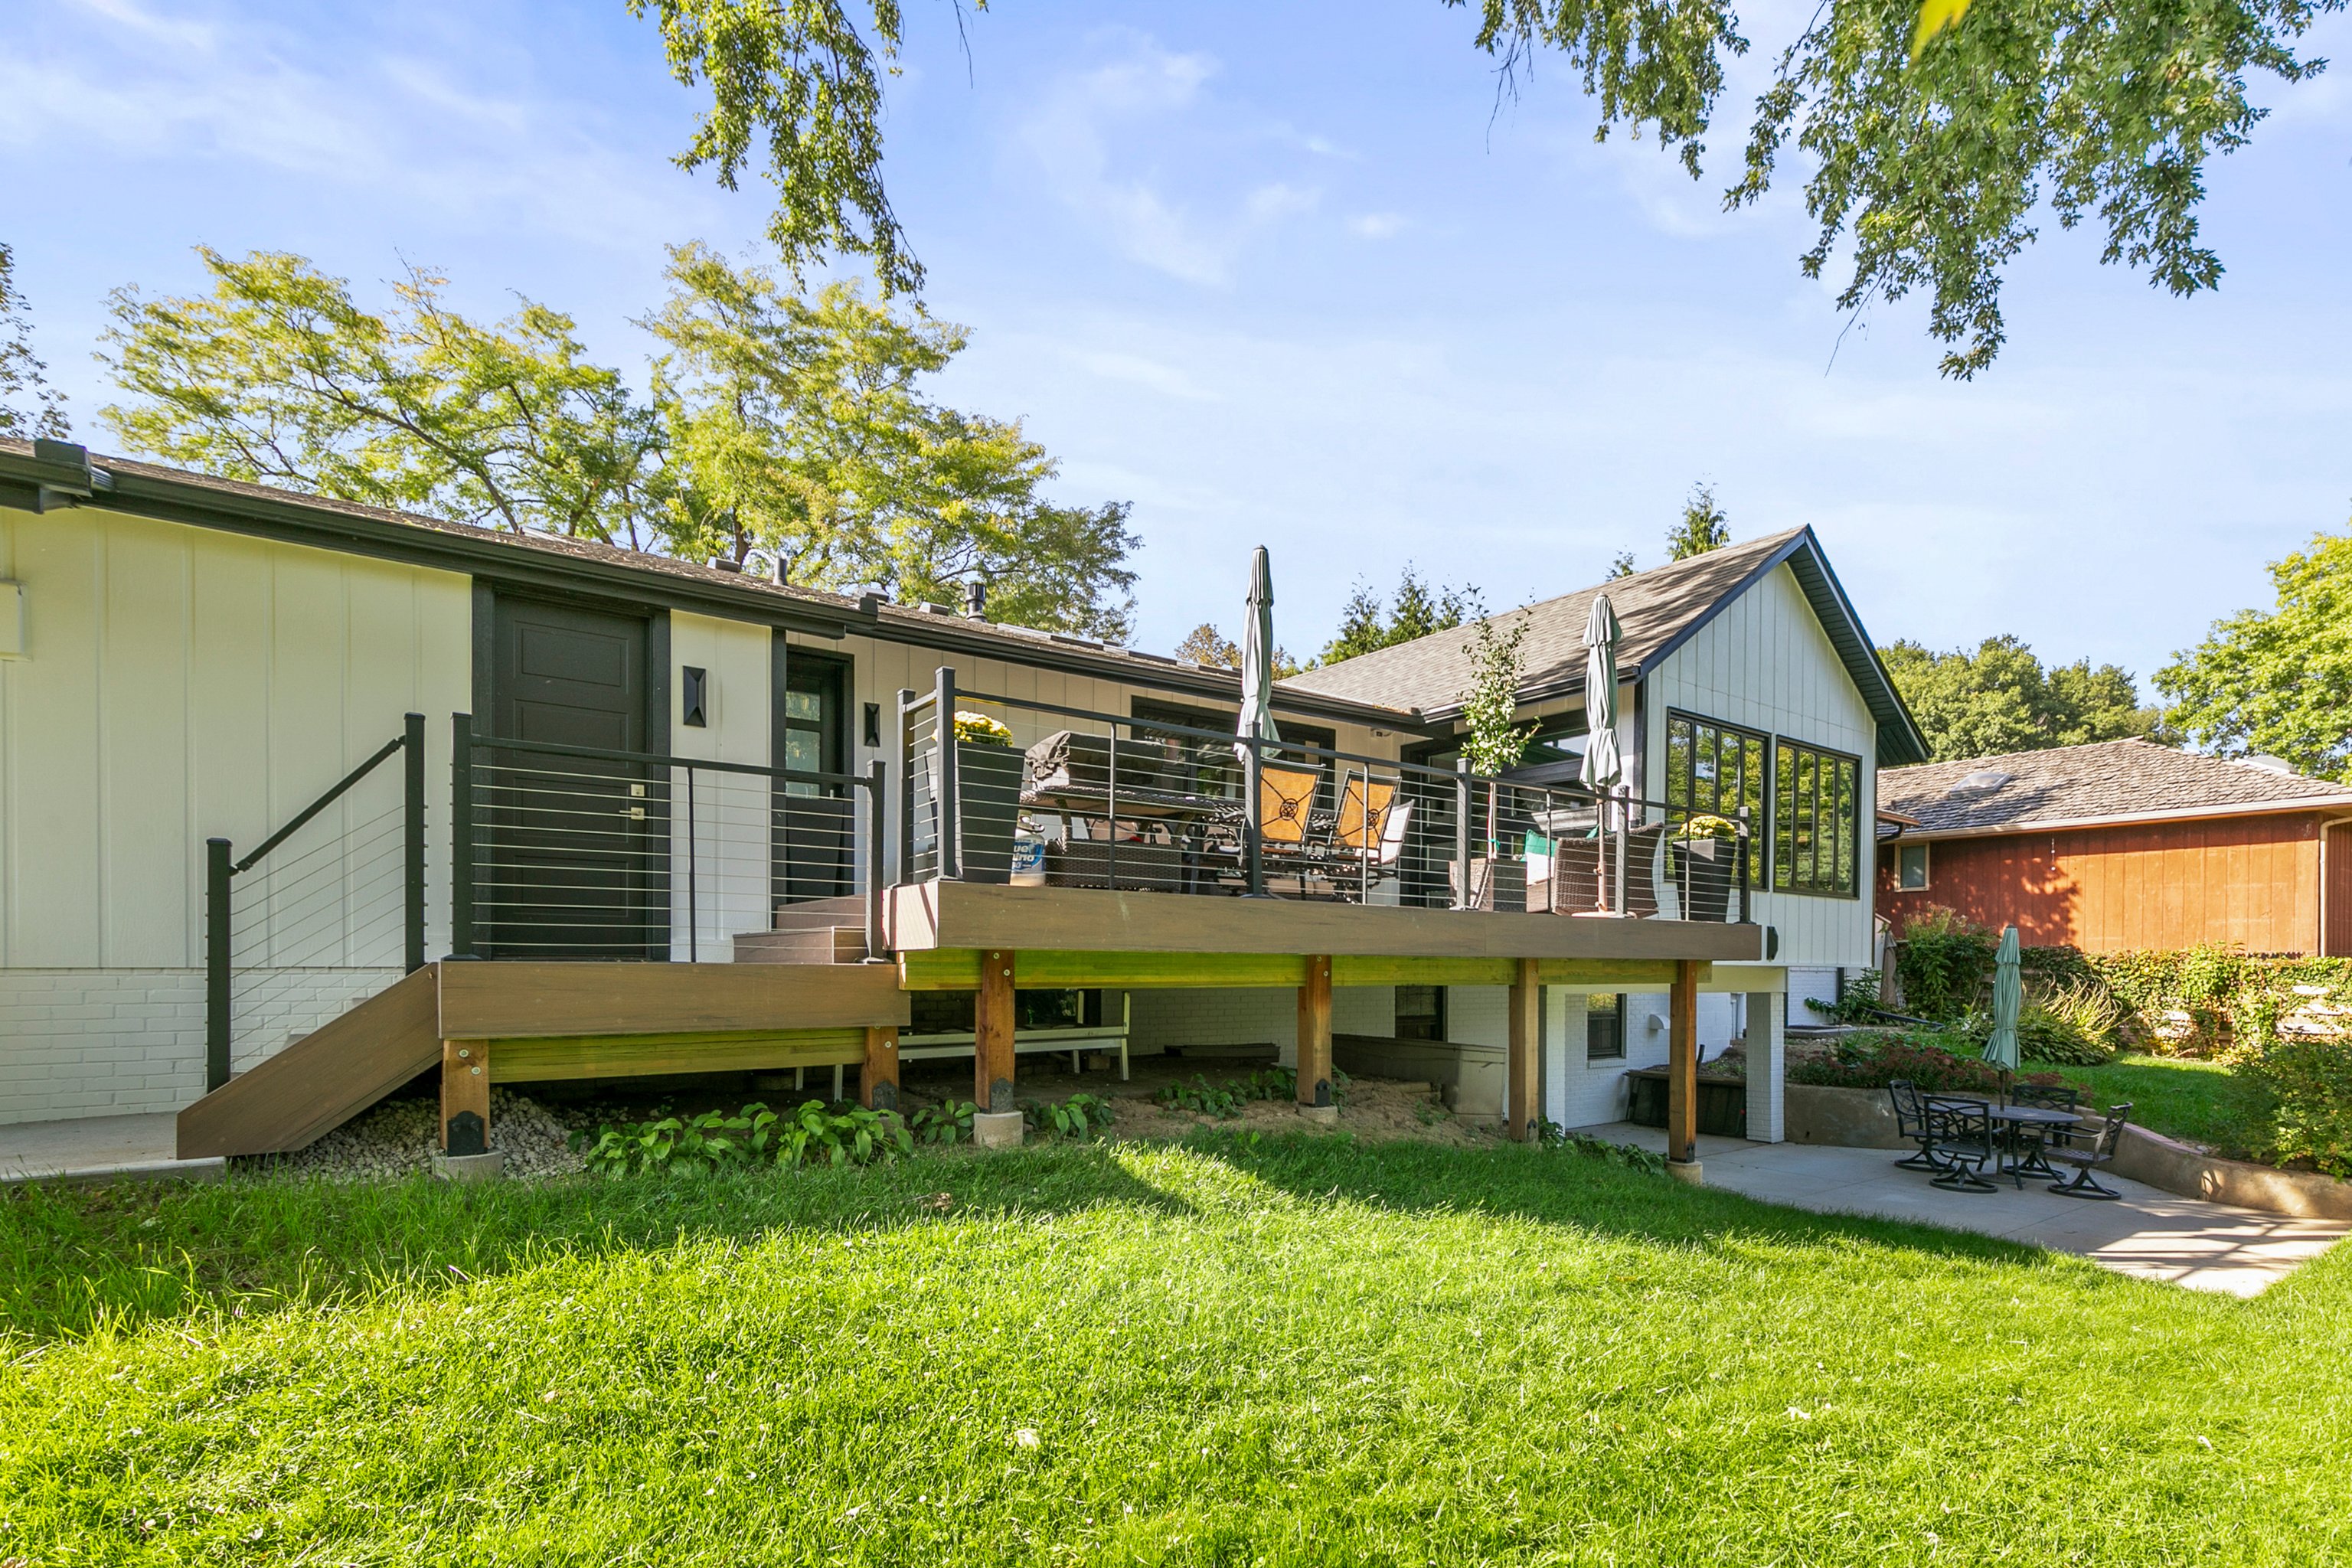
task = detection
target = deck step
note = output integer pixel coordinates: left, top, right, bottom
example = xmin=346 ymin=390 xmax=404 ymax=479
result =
xmin=734 ymin=925 xmax=869 ymax=964
xmin=768 ymin=895 xmax=870 ymax=935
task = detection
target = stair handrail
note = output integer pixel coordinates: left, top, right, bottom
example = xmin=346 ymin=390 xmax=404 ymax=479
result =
xmin=204 ymin=714 xmax=428 ymax=1092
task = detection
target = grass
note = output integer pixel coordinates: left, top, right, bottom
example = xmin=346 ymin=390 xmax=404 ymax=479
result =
xmin=2030 ymin=1052 xmax=2277 ymax=1158
xmin=5 ymin=1135 xmax=2351 ymax=1565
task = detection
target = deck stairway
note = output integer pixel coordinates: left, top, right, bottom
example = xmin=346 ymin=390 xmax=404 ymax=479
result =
xmin=733 ymin=894 xmax=874 ymax=964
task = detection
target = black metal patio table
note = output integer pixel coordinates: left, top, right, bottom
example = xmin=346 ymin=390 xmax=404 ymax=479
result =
xmin=1979 ymin=1103 xmax=2080 ymax=1187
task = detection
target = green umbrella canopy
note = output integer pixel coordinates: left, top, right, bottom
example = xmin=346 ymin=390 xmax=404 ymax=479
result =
xmin=1984 ymin=923 xmax=2022 ymax=1073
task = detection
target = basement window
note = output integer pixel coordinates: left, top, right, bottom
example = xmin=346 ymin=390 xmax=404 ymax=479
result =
xmin=1586 ymin=995 xmax=1626 ymax=1062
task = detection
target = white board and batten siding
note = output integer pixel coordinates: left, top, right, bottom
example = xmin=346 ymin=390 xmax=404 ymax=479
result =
xmin=1647 ymin=562 xmax=1877 ymax=974
xmin=666 ymin=610 xmax=776 ymax=959
xmin=0 ymin=503 xmax=471 ymax=1123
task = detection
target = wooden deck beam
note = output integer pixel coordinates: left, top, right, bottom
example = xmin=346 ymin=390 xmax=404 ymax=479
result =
xmin=485 ymin=1027 xmax=865 ymax=1083
xmin=863 ymin=1026 xmax=900 ymax=1112
xmin=1667 ymin=959 xmax=1700 ymax=1168
xmin=440 ymin=1037 xmax=489 ymax=1155
xmin=1507 ymin=957 xmax=1540 ymax=1142
xmin=898 ymin=949 xmax=1708 ymax=992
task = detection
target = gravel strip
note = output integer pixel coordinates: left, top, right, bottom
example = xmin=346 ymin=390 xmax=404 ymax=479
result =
xmin=235 ymin=1089 xmax=593 ymax=1182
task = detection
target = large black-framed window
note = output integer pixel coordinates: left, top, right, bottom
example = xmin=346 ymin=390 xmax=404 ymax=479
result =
xmin=1585 ymin=993 xmax=1626 ymax=1060
xmin=1130 ymin=698 xmax=1334 ymax=804
xmin=1663 ymin=711 xmax=1767 ymax=888
xmin=1773 ymin=738 xmax=1861 ymax=897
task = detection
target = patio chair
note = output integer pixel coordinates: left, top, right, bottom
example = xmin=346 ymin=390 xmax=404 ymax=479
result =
xmin=1924 ymin=1099 xmax=2000 ymax=1193
xmin=1886 ymin=1080 xmax=1947 ymax=1171
xmin=1257 ymin=763 xmax=1321 ymax=849
xmin=2043 ymin=1102 xmax=2134 ymax=1200
xmin=2007 ymin=1082 xmax=2082 ymax=1113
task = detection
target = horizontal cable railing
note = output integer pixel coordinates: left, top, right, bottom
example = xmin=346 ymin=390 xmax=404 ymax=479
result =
xmin=204 ymin=714 xmax=426 ymax=1091
xmin=897 ymin=668 xmax=1754 ymax=922
xmin=449 ymin=716 xmax=886 ymax=962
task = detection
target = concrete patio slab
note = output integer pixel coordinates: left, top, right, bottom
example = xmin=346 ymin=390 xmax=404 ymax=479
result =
xmin=1579 ymin=1122 xmax=2347 ymax=1297
xmin=0 ymin=1112 xmax=221 ymax=1187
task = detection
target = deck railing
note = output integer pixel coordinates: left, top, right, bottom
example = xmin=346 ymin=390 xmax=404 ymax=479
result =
xmin=447 ymin=715 xmax=887 ymax=962
xmin=897 ymin=668 xmax=1754 ymax=922
xmin=203 ymin=714 xmax=426 ymax=1090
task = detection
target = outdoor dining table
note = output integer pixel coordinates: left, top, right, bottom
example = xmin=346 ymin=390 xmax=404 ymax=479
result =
xmin=1977 ymin=1102 xmax=2081 ymax=1186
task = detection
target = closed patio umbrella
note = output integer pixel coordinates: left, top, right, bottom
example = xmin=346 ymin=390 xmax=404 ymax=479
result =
xmin=1233 ymin=546 xmax=1282 ymax=768
xmin=1984 ymin=923 xmax=2022 ymax=1076
xmin=1579 ymin=593 xmax=1622 ymax=910
xmin=1235 ymin=547 xmax=1282 ymax=895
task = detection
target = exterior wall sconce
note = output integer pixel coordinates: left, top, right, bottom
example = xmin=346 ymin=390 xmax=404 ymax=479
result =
xmin=864 ymin=702 xmax=881 ymax=747
xmin=681 ymin=665 xmax=708 ymax=727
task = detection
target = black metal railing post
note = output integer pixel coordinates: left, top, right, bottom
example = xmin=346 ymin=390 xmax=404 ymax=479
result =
xmin=684 ymin=765 xmax=699 ymax=962
xmin=402 ymin=711 xmax=426 ymax=972
xmin=933 ymin=666 xmax=961 ymax=880
xmin=449 ymin=712 xmax=475 ymax=958
xmin=1243 ymin=737 xmax=1265 ymax=897
xmin=1452 ymin=759 xmax=1472 ymax=910
xmin=866 ymin=758 xmax=887 ymax=957
xmin=204 ymin=836 xmax=232 ymax=1091
xmin=1737 ymin=805 xmax=1753 ymax=925
xmin=1612 ymin=786 xmax=1630 ymax=916
xmin=896 ymin=687 xmax=916 ymax=883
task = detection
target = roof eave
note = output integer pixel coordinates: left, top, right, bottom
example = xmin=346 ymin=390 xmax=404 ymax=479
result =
xmin=1890 ymin=796 xmax=2352 ymax=840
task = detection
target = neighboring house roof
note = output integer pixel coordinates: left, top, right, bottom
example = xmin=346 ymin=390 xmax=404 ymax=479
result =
xmin=0 ymin=439 xmax=1423 ymax=731
xmin=1284 ymin=526 xmax=1930 ymax=766
xmin=1879 ymin=739 xmax=2352 ymax=838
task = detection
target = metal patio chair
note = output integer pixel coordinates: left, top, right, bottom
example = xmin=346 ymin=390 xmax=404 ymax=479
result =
xmin=1887 ymin=1080 xmax=1947 ymax=1171
xmin=2043 ymin=1102 xmax=2135 ymax=1200
xmin=1925 ymin=1099 xmax=2000 ymax=1193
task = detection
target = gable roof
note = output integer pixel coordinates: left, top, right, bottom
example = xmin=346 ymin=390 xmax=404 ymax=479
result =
xmin=1879 ymin=739 xmax=2352 ymax=837
xmin=0 ymin=439 xmax=1423 ymax=731
xmin=1283 ymin=526 xmax=1930 ymax=766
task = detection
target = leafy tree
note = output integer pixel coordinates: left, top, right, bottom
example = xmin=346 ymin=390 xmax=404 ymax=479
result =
xmin=1177 ymin=623 xmax=1240 ymax=668
xmin=2156 ymin=521 xmax=2352 ymax=782
xmin=1881 ymin=634 xmax=2159 ymax=761
xmin=98 ymin=246 xmax=1138 ymax=639
xmin=644 ymin=243 xmax=1136 ymax=636
xmin=630 ymin=2 xmax=2341 ymax=374
xmin=1608 ymin=550 xmax=1637 ymax=579
xmin=1320 ymin=565 xmax=1478 ymax=664
xmin=1665 ymin=483 xmax=1729 ymax=560
xmin=100 ymin=248 xmax=661 ymax=542
xmin=1459 ymin=612 xmax=1534 ymax=776
xmin=0 ymin=242 xmax=70 ymax=439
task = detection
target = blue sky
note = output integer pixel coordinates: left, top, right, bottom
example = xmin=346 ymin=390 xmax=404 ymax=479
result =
xmin=7 ymin=0 xmax=2350 ymax=694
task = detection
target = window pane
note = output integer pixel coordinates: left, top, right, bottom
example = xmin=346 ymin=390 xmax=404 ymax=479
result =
xmin=786 ymin=691 xmax=823 ymax=722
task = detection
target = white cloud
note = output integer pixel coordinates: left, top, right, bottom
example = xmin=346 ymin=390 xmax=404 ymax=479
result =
xmin=1016 ymin=35 xmax=1325 ymax=286
xmin=1348 ymin=212 xmax=1407 ymax=240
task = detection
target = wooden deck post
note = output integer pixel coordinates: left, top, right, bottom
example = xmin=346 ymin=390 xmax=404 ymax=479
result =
xmin=440 ymin=1038 xmax=490 ymax=1155
xmin=1296 ymin=956 xmax=1334 ymax=1122
xmin=1507 ymin=956 xmax=1540 ymax=1142
xmin=973 ymin=949 xmax=1021 ymax=1145
xmin=861 ymin=1025 xmax=900 ymax=1113
xmin=1666 ymin=959 xmax=1700 ymax=1178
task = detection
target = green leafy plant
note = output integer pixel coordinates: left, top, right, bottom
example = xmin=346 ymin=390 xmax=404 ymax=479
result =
xmin=1532 ymin=1119 xmax=1670 ymax=1174
xmin=1894 ymin=906 xmax=1999 ymax=1021
xmin=1805 ymin=970 xmax=1885 ymax=1026
xmin=2233 ymin=1038 xmax=2352 ymax=1178
xmin=573 ymin=1100 xmax=908 ymax=1177
xmin=1157 ymin=1075 xmax=1248 ymax=1119
xmin=1021 ymin=1093 xmax=1116 ymax=1141
xmin=910 ymin=1099 xmax=976 ymax=1145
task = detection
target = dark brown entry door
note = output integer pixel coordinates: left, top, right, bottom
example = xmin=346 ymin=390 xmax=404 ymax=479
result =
xmin=776 ymin=643 xmax=853 ymax=905
xmin=481 ymin=598 xmax=658 ymax=959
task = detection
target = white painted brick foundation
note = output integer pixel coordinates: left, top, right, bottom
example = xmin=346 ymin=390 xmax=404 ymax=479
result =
xmin=0 ymin=967 xmax=400 ymax=1125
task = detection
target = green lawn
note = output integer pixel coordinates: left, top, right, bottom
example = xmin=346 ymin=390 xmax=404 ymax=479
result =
xmin=5 ymin=1135 xmax=2350 ymax=1565
xmin=2030 ymin=1052 xmax=2277 ymax=1158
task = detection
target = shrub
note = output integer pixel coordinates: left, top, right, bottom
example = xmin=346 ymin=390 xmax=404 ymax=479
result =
xmin=2017 ymin=993 xmax=2113 ymax=1067
xmin=1894 ymin=907 xmax=1998 ymax=1021
xmin=571 ymin=1101 xmax=911 ymax=1177
xmin=2234 ymin=1038 xmax=2352 ymax=1178
xmin=1788 ymin=1032 xmax=2061 ymax=1096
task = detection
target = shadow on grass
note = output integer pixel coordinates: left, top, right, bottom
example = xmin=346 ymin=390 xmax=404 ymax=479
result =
xmin=1 ymin=1131 xmax=2090 ymax=1347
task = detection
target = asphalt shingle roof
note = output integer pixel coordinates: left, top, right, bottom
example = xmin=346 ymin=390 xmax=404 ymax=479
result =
xmin=1284 ymin=529 xmax=1809 ymax=717
xmin=1878 ymin=739 xmax=2352 ymax=835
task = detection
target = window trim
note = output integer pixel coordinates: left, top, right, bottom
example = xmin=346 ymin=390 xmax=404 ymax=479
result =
xmin=1895 ymin=841 xmax=1930 ymax=892
xmin=1771 ymin=735 xmax=1864 ymax=900
xmin=1662 ymin=708 xmax=1770 ymax=890
xmin=1584 ymin=992 xmax=1627 ymax=1063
